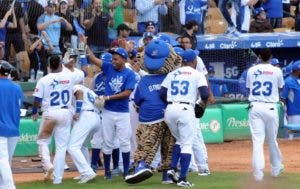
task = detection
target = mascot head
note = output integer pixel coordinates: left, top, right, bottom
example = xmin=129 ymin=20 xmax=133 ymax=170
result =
xmin=139 ymin=38 xmax=182 ymax=74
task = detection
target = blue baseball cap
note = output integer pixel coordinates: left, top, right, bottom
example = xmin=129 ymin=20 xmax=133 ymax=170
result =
xmin=181 ymin=49 xmax=197 ymax=63
xmin=292 ymin=60 xmax=300 ymax=71
xmin=254 ymin=7 xmax=264 ymax=17
xmin=208 ymin=66 xmax=215 ymax=72
xmin=156 ymin=33 xmax=178 ymax=47
xmin=108 ymin=47 xmax=128 ymax=59
xmin=144 ymin=40 xmax=170 ymax=71
xmin=100 ymin=52 xmax=112 ymax=63
xmin=271 ymin=58 xmax=279 ymax=65
xmin=173 ymin=47 xmax=184 ymax=56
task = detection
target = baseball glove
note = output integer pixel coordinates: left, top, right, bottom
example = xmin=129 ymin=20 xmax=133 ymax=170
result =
xmin=194 ymin=103 xmax=206 ymax=118
xmin=95 ymin=96 xmax=105 ymax=109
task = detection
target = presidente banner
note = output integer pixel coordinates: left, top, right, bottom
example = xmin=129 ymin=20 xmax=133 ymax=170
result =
xmin=200 ymin=106 xmax=224 ymax=143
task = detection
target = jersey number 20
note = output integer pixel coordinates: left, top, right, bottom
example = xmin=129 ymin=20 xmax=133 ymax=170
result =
xmin=50 ymin=90 xmax=70 ymax=106
xmin=252 ymin=81 xmax=273 ymax=96
xmin=171 ymin=80 xmax=189 ymax=95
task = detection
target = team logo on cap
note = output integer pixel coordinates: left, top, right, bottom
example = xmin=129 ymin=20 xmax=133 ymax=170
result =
xmin=151 ymin=50 xmax=159 ymax=57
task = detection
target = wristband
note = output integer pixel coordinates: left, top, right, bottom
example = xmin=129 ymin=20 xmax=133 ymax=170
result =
xmin=32 ymin=107 xmax=38 ymax=115
xmin=76 ymin=100 xmax=83 ymax=113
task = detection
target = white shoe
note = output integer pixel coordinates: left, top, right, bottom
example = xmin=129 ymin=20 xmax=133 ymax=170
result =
xmin=73 ymin=175 xmax=82 ymax=180
xmin=198 ymin=169 xmax=210 ymax=176
xmin=78 ymin=173 xmax=97 ymax=184
xmin=44 ymin=166 xmax=54 ymax=181
xmin=177 ymin=180 xmax=194 ymax=187
xmin=272 ymin=164 xmax=284 ymax=177
xmin=167 ymin=169 xmax=179 ymax=183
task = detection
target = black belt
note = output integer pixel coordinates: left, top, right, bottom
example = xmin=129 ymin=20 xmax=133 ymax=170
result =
xmin=85 ymin=109 xmax=100 ymax=114
xmin=251 ymin=101 xmax=276 ymax=104
xmin=61 ymin=106 xmax=68 ymax=109
xmin=168 ymin=102 xmax=191 ymax=105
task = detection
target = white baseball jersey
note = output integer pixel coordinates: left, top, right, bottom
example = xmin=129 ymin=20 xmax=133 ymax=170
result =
xmin=33 ymin=71 xmax=75 ymax=112
xmin=196 ymin=56 xmax=208 ymax=76
xmin=62 ymin=66 xmax=85 ymax=85
xmin=161 ymin=66 xmax=208 ymax=105
xmin=247 ymin=64 xmax=284 ymax=103
xmin=73 ymin=84 xmax=98 ymax=111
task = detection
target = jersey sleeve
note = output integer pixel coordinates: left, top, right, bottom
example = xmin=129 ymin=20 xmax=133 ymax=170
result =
xmin=133 ymin=82 xmax=144 ymax=107
xmin=33 ymin=79 xmax=44 ymax=98
xmin=280 ymin=78 xmax=290 ymax=99
xmin=125 ymin=70 xmax=136 ymax=90
xmin=196 ymin=57 xmax=208 ymax=75
xmin=196 ymin=72 xmax=208 ymax=88
xmin=277 ymin=69 xmax=284 ymax=89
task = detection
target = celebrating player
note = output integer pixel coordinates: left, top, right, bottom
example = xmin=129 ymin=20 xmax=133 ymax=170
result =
xmin=160 ymin=49 xmax=209 ymax=187
xmin=0 ymin=60 xmax=23 ymax=189
xmin=246 ymin=48 xmax=284 ymax=182
xmin=67 ymin=84 xmax=101 ymax=183
xmin=32 ymin=55 xmax=75 ymax=184
xmin=86 ymin=42 xmax=136 ymax=179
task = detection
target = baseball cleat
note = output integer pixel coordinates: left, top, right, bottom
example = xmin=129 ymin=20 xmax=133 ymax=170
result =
xmin=124 ymin=168 xmax=153 ymax=184
xmin=272 ymin=164 xmax=284 ymax=178
xmin=177 ymin=180 xmax=194 ymax=187
xmin=73 ymin=175 xmax=82 ymax=180
xmin=198 ymin=169 xmax=211 ymax=176
xmin=78 ymin=173 xmax=97 ymax=184
xmin=111 ymin=167 xmax=121 ymax=176
xmin=44 ymin=166 xmax=54 ymax=181
xmin=167 ymin=169 xmax=179 ymax=183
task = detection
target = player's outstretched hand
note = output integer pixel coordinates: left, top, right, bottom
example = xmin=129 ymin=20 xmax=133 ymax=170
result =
xmin=95 ymin=95 xmax=105 ymax=109
xmin=73 ymin=113 xmax=80 ymax=121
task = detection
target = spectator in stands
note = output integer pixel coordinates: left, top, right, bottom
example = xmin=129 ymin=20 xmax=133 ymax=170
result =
xmin=0 ymin=42 xmax=4 ymax=60
xmin=27 ymin=0 xmax=45 ymax=35
xmin=135 ymin=0 xmax=167 ymax=34
xmin=178 ymin=0 xmax=208 ymax=34
xmin=37 ymin=0 xmax=73 ymax=55
xmin=28 ymin=36 xmax=48 ymax=77
xmin=160 ymin=0 xmax=181 ymax=34
xmin=0 ymin=8 xmax=17 ymax=53
xmin=294 ymin=0 xmax=300 ymax=31
xmin=240 ymin=0 xmax=258 ymax=33
xmin=261 ymin=0 xmax=283 ymax=28
xmin=218 ymin=0 xmax=241 ymax=34
xmin=208 ymin=65 xmax=229 ymax=98
xmin=181 ymin=20 xmax=198 ymax=50
xmin=103 ymin=0 xmax=132 ymax=41
xmin=111 ymin=23 xmax=132 ymax=47
xmin=83 ymin=0 xmax=114 ymax=57
xmin=271 ymin=58 xmax=281 ymax=67
xmin=249 ymin=7 xmax=274 ymax=33
xmin=283 ymin=0 xmax=291 ymax=17
xmin=281 ymin=61 xmax=300 ymax=125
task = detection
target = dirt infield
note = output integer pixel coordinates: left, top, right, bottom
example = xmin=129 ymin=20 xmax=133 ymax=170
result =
xmin=13 ymin=139 xmax=300 ymax=183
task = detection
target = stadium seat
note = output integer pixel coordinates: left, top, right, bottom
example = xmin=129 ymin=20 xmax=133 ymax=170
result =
xmin=283 ymin=124 xmax=300 ymax=140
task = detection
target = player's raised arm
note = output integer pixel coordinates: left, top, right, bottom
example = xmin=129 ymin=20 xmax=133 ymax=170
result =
xmin=78 ymin=33 xmax=103 ymax=68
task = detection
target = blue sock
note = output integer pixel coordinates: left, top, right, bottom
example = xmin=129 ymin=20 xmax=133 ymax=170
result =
xmin=171 ymin=144 xmax=181 ymax=170
xmin=122 ymin=152 xmax=130 ymax=176
xmin=112 ymin=148 xmax=120 ymax=169
xmin=103 ymin=153 xmax=111 ymax=174
xmin=91 ymin=148 xmax=100 ymax=168
xmin=179 ymin=153 xmax=191 ymax=181
xmin=162 ymin=170 xmax=169 ymax=181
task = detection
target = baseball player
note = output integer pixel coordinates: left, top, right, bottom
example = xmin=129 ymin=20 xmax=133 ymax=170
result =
xmin=281 ymin=60 xmax=300 ymax=125
xmin=246 ymin=48 xmax=284 ymax=182
xmin=90 ymin=52 xmax=122 ymax=175
xmin=161 ymin=49 xmax=209 ymax=187
xmin=32 ymin=55 xmax=75 ymax=184
xmin=0 ymin=60 xmax=24 ymax=189
xmin=86 ymin=44 xmax=136 ymax=179
xmin=67 ymin=84 xmax=101 ymax=183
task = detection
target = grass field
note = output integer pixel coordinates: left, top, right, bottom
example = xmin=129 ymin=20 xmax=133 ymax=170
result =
xmin=17 ymin=172 xmax=300 ymax=189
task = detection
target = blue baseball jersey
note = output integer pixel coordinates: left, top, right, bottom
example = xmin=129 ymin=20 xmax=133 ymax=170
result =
xmin=281 ymin=75 xmax=300 ymax=116
xmin=0 ymin=79 xmax=24 ymax=137
xmin=210 ymin=82 xmax=229 ymax=97
xmin=262 ymin=0 xmax=283 ymax=18
xmin=93 ymin=72 xmax=106 ymax=96
xmin=134 ymin=74 xmax=167 ymax=123
xmin=102 ymin=62 xmax=136 ymax=112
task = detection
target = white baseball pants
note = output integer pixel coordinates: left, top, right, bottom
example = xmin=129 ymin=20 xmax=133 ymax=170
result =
xmin=249 ymin=102 xmax=282 ymax=181
xmin=101 ymin=109 xmax=131 ymax=154
xmin=164 ymin=103 xmax=196 ymax=154
xmin=68 ymin=111 xmax=101 ymax=176
xmin=37 ymin=109 xmax=72 ymax=183
xmin=0 ymin=136 xmax=18 ymax=189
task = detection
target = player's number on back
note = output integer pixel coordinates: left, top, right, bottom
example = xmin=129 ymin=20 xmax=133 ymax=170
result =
xmin=50 ymin=90 xmax=70 ymax=106
xmin=171 ymin=80 xmax=189 ymax=95
xmin=87 ymin=92 xmax=95 ymax=104
xmin=252 ymin=81 xmax=273 ymax=96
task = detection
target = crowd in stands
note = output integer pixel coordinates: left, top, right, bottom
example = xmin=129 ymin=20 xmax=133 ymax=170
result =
xmin=0 ymin=0 xmax=300 ymax=82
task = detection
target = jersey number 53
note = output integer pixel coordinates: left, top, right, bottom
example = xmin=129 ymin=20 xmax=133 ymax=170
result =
xmin=171 ymin=80 xmax=190 ymax=95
